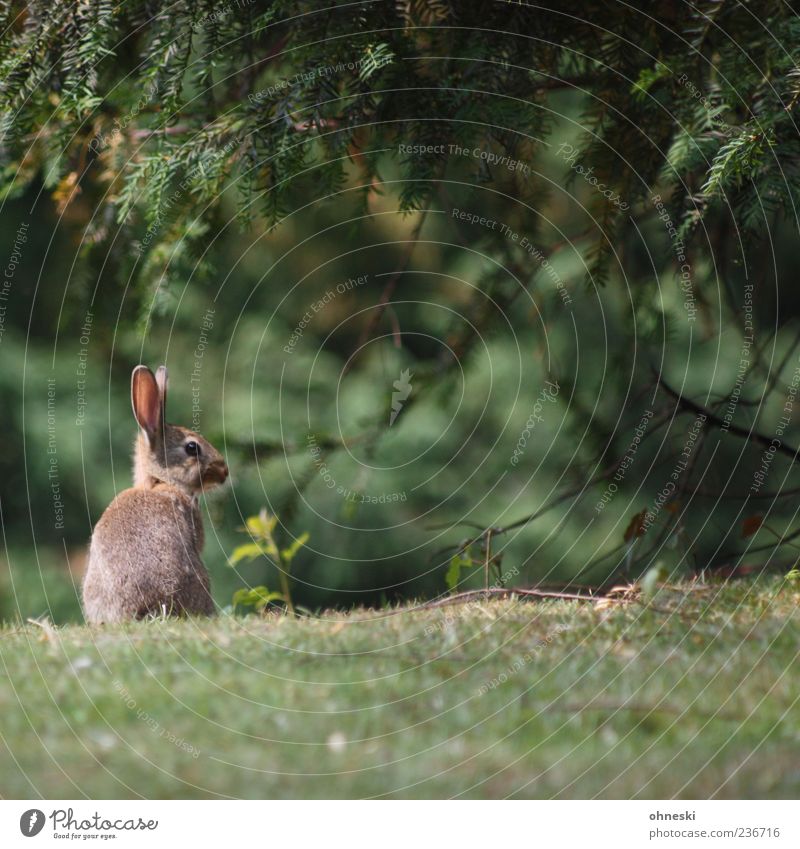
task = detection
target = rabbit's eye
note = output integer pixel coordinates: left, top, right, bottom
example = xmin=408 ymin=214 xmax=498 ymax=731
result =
xmin=184 ymin=441 xmax=201 ymax=457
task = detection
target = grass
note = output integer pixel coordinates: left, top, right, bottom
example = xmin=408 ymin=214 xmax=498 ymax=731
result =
xmin=0 ymin=579 xmax=798 ymax=799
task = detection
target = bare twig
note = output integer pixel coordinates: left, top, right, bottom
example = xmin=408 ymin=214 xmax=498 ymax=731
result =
xmin=465 ymin=408 xmax=671 ymax=544
xmin=657 ymin=373 xmax=800 ymax=462
xmin=737 ymin=321 xmax=800 ymax=407
xmin=691 ymin=483 xmax=800 ymax=500
xmin=714 ymin=523 xmax=800 ymax=561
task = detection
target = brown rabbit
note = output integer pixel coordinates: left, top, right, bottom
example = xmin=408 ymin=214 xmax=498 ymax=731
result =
xmin=82 ymin=365 xmax=229 ymax=623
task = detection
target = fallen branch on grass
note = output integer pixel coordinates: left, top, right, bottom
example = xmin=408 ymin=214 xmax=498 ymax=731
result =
xmin=415 ymin=587 xmax=604 ymax=610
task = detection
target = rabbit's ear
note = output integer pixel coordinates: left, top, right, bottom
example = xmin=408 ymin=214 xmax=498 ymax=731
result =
xmin=131 ymin=365 xmax=161 ymax=442
xmin=155 ymin=365 xmax=168 ymax=415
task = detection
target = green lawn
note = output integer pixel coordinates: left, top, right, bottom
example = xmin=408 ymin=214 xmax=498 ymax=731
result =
xmin=0 ymin=580 xmax=798 ymax=799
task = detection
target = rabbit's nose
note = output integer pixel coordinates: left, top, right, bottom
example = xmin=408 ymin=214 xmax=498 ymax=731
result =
xmin=203 ymin=460 xmax=229 ymax=485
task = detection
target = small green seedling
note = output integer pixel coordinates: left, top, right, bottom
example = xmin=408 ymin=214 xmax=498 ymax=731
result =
xmin=228 ymin=508 xmax=309 ymax=614
xmin=446 ymin=530 xmax=504 ymax=593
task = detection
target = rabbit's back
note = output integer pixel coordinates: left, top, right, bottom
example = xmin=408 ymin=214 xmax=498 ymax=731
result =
xmin=83 ymin=486 xmax=213 ymax=623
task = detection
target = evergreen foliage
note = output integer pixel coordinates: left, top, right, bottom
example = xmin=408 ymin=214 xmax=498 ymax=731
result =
xmin=2 ymin=2 xmax=798 ymax=309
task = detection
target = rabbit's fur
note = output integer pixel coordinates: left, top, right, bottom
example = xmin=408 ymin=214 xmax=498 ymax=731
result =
xmin=82 ymin=365 xmax=228 ymax=624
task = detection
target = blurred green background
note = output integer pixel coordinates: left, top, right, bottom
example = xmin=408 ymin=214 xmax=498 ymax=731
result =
xmin=3 ymin=114 xmax=796 ymax=625
xmin=3 ymin=3 xmax=800 ymax=623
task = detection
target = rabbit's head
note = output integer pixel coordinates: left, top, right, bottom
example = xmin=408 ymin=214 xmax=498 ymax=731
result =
xmin=131 ymin=365 xmax=229 ymax=495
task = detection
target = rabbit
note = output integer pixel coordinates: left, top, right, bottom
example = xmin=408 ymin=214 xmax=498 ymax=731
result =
xmin=82 ymin=364 xmax=229 ymax=624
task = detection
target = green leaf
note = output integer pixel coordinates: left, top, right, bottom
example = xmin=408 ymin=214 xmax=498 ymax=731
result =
xmin=280 ymin=532 xmax=309 ymax=564
xmin=446 ymin=548 xmax=473 ymax=592
xmin=245 ymin=510 xmax=278 ymax=539
xmin=232 ymin=586 xmax=285 ymax=611
xmin=445 ymin=556 xmax=462 ymax=592
xmin=228 ymin=542 xmax=267 ymax=566
xmin=640 ymin=562 xmax=670 ymax=598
